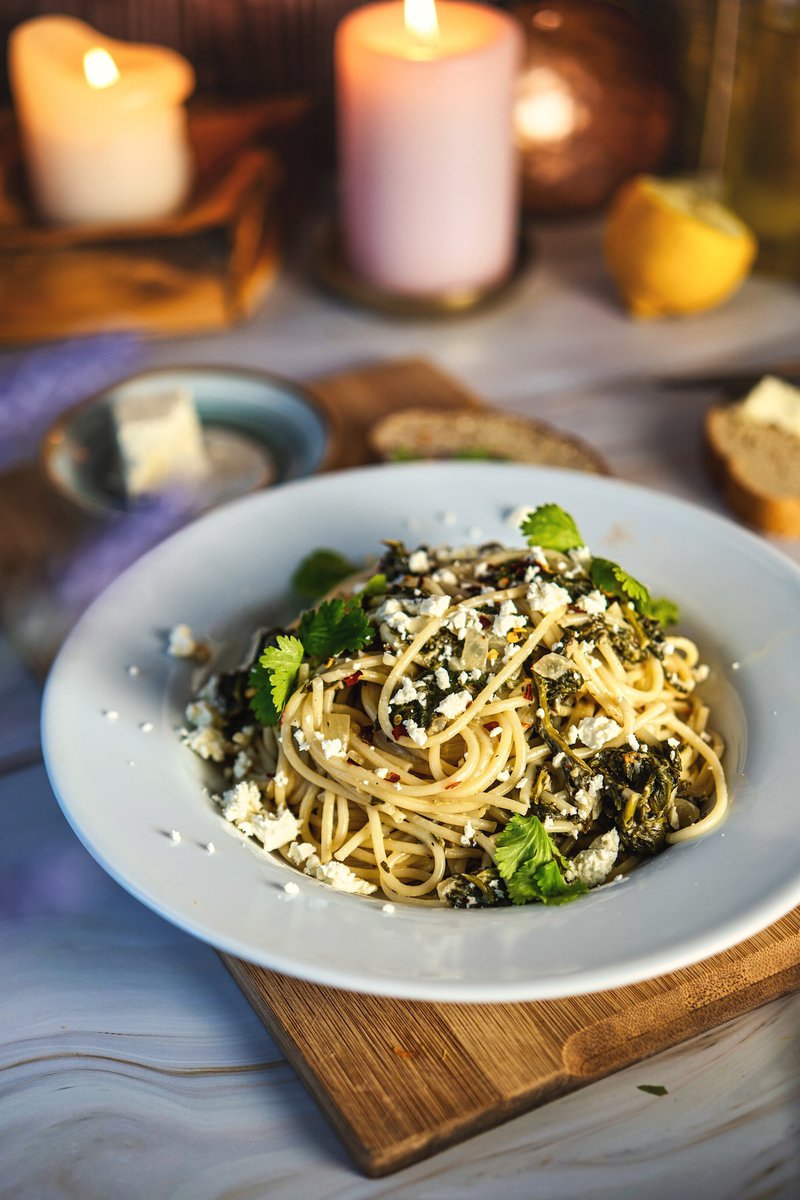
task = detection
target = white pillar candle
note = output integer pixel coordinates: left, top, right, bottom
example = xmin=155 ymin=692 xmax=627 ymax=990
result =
xmin=9 ymin=16 xmax=195 ymax=226
xmin=335 ymin=0 xmax=523 ymax=296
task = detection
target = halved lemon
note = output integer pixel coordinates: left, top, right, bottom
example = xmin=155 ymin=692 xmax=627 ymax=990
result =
xmin=604 ymin=176 xmax=757 ymax=318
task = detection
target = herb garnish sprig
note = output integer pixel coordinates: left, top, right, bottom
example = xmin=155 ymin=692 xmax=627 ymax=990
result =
xmin=495 ymin=814 xmax=587 ymax=905
xmin=250 ymin=596 xmax=371 ymax=725
xmin=520 ymin=504 xmax=678 ymax=627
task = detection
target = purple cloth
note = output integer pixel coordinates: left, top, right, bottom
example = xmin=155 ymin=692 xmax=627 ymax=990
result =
xmin=0 ymin=333 xmax=143 ymax=470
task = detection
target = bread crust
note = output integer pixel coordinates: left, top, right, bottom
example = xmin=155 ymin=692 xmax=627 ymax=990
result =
xmin=704 ymin=405 xmax=800 ymax=536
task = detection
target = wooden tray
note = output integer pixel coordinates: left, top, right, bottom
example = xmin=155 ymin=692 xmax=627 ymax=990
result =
xmin=0 ymin=97 xmax=309 ymax=343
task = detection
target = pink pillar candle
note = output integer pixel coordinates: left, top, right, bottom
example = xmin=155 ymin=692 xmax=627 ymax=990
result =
xmin=335 ymin=1 xmax=523 ymax=296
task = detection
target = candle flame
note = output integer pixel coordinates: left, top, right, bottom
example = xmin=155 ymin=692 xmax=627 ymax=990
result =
xmin=84 ymin=47 xmax=121 ymax=89
xmin=405 ymin=0 xmax=440 ymax=42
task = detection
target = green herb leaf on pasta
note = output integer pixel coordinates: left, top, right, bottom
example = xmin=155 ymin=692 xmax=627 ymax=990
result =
xmin=520 ymin=504 xmax=584 ymax=552
xmin=507 ymin=859 xmax=587 ymax=906
xmin=292 ymin=549 xmax=358 ymax=599
xmin=642 ymin=595 xmax=680 ymax=627
xmin=495 ymin=813 xmax=555 ymax=878
xmin=250 ymin=634 xmax=304 ymax=725
xmin=298 ymin=596 xmax=372 ymax=659
xmin=637 ymin=1084 xmax=668 ymax=1097
xmin=361 ymin=573 xmax=388 ymax=597
xmin=590 ymin=556 xmax=650 ymax=607
xmin=495 ymin=814 xmax=585 ymax=907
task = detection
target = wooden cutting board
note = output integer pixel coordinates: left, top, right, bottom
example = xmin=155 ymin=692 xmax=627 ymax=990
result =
xmin=221 ymin=909 xmax=800 ymax=1177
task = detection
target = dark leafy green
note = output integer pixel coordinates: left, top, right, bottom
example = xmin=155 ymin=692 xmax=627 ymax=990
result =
xmin=292 ymin=549 xmax=358 ymax=599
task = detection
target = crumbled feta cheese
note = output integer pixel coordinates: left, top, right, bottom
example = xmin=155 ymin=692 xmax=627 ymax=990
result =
xmin=185 ymin=699 xmax=216 ymax=728
xmin=293 ymin=727 xmax=310 ymax=753
xmin=431 ymin=568 xmax=457 ymax=586
xmin=283 ymin=881 xmax=300 ymax=896
xmin=467 ymin=526 xmax=483 ymax=541
xmin=274 ymin=769 xmax=289 ymax=789
xmin=375 ymin=766 xmax=390 ymax=779
xmin=627 ymin=733 xmax=640 ymax=750
xmin=390 ymin=676 xmax=420 ymax=706
xmin=219 ymin=780 xmax=262 ymax=823
xmin=445 ymin=606 xmax=484 ymax=639
xmin=664 ymin=642 xmax=675 ymax=655
xmin=492 ymin=600 xmax=526 ymax=638
xmin=103 ymin=709 xmax=119 ymax=721
xmin=382 ymin=903 xmax=396 ymax=914
xmin=667 ymin=737 xmax=680 ymax=749
xmin=205 ymin=842 xmax=215 ymax=855
xmin=573 ymin=774 xmax=605 ymax=821
xmin=489 ymin=725 xmax=503 ymax=738
xmin=140 ymin=721 xmax=154 ymax=734
xmin=127 ymin=665 xmax=141 ymax=677
xmin=320 ymin=737 xmax=346 ymax=760
xmin=247 ymin=808 xmax=299 ymax=851
xmin=496 ymin=769 xmax=511 ymax=782
xmin=527 ymin=578 xmax=571 ymax=613
xmin=441 ymin=511 xmax=458 ymax=526
xmin=460 ymin=820 xmax=476 ymax=846
xmin=288 ymin=841 xmax=376 ymax=894
xmin=419 ymin=593 xmax=450 ymax=617
xmin=233 ymin=750 xmax=254 ymax=780
xmin=567 ymin=828 xmax=620 ymax=888
xmin=114 ymin=386 xmax=207 ymax=496
xmin=436 ymin=690 xmax=472 ymax=720
xmin=435 ymin=667 xmax=450 ymax=689
xmin=167 ymin=623 xmax=198 ymax=658
xmin=168 ymin=829 xmax=181 ymax=843
xmin=694 ymin=664 xmax=710 ymax=682
xmin=552 ymin=751 xmax=565 ymax=768
xmin=570 ymin=716 xmax=622 ymax=750
xmin=408 ymin=549 xmax=431 ymax=574
xmin=183 ymin=725 xmax=225 ymax=761
xmin=576 ymin=589 xmax=607 ymax=615
xmin=404 ymin=720 xmax=428 ymax=748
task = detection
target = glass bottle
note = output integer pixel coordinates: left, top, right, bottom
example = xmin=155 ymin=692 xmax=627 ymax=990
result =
xmin=724 ymin=0 xmax=800 ymax=277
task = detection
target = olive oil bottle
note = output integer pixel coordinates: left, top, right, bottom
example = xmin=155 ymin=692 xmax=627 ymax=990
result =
xmin=724 ymin=0 xmax=800 ymax=277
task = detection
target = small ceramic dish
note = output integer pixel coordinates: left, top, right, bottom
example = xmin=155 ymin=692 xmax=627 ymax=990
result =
xmin=41 ymin=365 xmax=332 ymax=516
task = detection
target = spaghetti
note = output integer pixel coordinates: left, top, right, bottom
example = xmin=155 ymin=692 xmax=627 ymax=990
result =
xmin=183 ymin=527 xmax=727 ymax=907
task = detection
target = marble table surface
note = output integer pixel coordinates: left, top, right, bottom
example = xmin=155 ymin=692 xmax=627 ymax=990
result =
xmin=2 ymin=220 xmax=800 ymax=1199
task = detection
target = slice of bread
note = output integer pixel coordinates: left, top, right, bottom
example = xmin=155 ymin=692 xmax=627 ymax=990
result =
xmin=369 ymin=408 xmax=610 ymax=475
xmin=705 ymin=404 xmax=800 ymax=536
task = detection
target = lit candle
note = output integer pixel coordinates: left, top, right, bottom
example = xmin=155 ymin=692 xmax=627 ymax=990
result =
xmin=335 ymin=1 xmax=523 ymax=296
xmin=9 ymin=16 xmax=195 ymax=225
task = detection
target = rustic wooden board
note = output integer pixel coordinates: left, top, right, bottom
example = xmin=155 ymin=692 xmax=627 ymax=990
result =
xmin=222 ymin=908 xmax=800 ymax=1177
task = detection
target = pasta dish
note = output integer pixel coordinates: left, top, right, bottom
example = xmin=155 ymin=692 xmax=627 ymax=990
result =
xmin=182 ymin=504 xmax=727 ymax=908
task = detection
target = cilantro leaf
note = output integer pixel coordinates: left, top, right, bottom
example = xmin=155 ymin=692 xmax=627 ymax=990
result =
xmin=495 ymin=813 xmax=555 ymax=878
xmin=590 ymin=556 xmax=650 ymax=607
xmin=292 ymin=549 xmax=358 ymax=600
xmin=250 ymin=634 xmax=304 ymax=725
xmin=298 ymin=596 xmax=372 ymax=659
xmin=507 ymin=860 xmax=587 ymax=906
xmin=642 ymin=595 xmax=680 ymax=627
xmin=495 ymin=815 xmax=586 ymax=907
xmin=521 ymin=504 xmax=584 ymax=552
xmin=637 ymin=1084 xmax=668 ymax=1097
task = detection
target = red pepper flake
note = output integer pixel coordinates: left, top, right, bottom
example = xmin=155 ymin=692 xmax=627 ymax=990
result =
xmin=392 ymin=1044 xmax=418 ymax=1060
xmin=484 ymin=720 xmax=501 ymax=733
xmin=343 ymin=670 xmax=362 ymax=687
xmin=445 ymin=780 xmax=460 ymax=790
xmin=523 ymin=682 xmax=533 ymax=701
xmin=387 ymin=772 xmax=401 ymax=784
xmin=478 ymin=614 xmax=492 ymax=629
xmin=392 ymin=723 xmax=408 ymax=741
